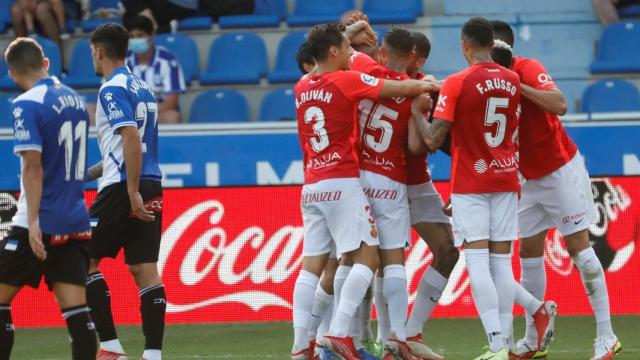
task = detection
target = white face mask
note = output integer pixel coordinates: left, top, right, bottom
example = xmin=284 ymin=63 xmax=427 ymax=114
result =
xmin=129 ymin=38 xmax=149 ymax=54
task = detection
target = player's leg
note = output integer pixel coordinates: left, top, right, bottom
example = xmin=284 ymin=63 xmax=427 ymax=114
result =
xmin=52 ymin=282 xmax=97 ymax=360
xmin=309 ymin=256 xmax=338 ymax=342
xmin=0 ymin=284 xmax=20 ymax=360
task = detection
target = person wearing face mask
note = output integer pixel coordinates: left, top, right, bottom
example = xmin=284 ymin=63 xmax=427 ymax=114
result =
xmin=124 ymin=15 xmax=186 ymax=124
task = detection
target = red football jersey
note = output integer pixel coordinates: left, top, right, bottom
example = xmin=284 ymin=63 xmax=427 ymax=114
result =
xmin=512 ymin=56 xmax=578 ymax=180
xmin=295 ymin=70 xmax=385 ymax=184
xmin=433 ymin=62 xmax=520 ymax=194
xmin=406 ymin=71 xmax=431 ymax=185
xmin=349 ymin=51 xmax=386 ymax=77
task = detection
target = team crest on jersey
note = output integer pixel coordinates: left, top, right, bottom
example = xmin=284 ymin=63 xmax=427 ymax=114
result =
xmin=104 ymin=92 xmax=113 ymax=101
xmin=474 ymin=159 xmax=488 ymax=174
xmin=360 ymin=73 xmax=379 ymax=87
xmin=12 ymin=107 xmax=22 ymax=119
xmin=370 ymin=225 xmax=378 ymax=238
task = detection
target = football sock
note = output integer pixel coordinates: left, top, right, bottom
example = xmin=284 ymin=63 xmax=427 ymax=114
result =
xmin=293 ymin=270 xmax=319 ymax=349
xmin=142 ymin=349 xmax=162 ymax=360
xmin=62 ymin=305 xmax=97 ymax=360
xmin=333 ymin=265 xmax=352 ymax=320
xmin=573 ymin=248 xmax=614 ymax=339
xmin=464 ymin=248 xmax=503 ymax=352
xmin=350 ymin=302 xmax=364 ymax=349
xmin=317 ymin=300 xmax=333 ymax=341
xmin=0 ymin=304 xmax=14 ymax=360
xmin=405 ymin=266 xmax=448 ymax=337
xmin=140 ymin=284 xmax=166 ymax=352
xmin=383 ymin=264 xmax=408 ymax=341
xmin=519 ymin=256 xmax=545 ymax=346
xmin=86 ymin=271 xmax=121 ymax=351
xmin=307 ymin=284 xmax=333 ymax=340
xmin=490 ymin=253 xmax=516 ymax=349
xmin=374 ymin=275 xmax=391 ymax=342
xmin=330 ymin=264 xmax=374 ymax=338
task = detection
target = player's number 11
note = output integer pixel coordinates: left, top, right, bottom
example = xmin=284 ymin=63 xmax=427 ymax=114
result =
xmin=58 ymin=120 xmax=87 ymax=181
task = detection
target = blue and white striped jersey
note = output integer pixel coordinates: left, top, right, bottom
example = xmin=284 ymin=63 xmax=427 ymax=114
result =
xmin=95 ymin=66 xmax=162 ymax=192
xmin=125 ymin=46 xmax=186 ymax=103
xmin=12 ymin=76 xmax=90 ymax=234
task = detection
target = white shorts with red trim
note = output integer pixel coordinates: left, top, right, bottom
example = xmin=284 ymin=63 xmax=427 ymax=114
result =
xmin=518 ymin=152 xmax=597 ymax=238
xmin=451 ymin=192 xmax=518 ymax=247
xmin=301 ymin=178 xmax=379 ymax=257
xmin=407 ymin=181 xmax=451 ymax=226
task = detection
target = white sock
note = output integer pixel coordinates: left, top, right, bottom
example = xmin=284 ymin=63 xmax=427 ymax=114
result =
xmin=307 ymin=285 xmax=334 ymax=339
xmin=519 ymin=256 xmax=545 ymax=345
xmin=374 ymin=275 xmax=391 ymax=342
xmin=383 ymin=264 xmax=409 ymax=341
xmin=405 ymin=267 xmax=448 ymax=337
xmin=316 ymin=300 xmax=333 ymax=341
xmin=293 ymin=270 xmax=320 ymax=348
xmin=573 ymin=247 xmax=614 ymax=339
xmin=350 ymin=304 xmax=364 ymax=349
xmin=361 ymin=285 xmax=374 ymax=341
xmin=330 ymin=264 xmax=375 ymax=337
xmin=490 ymin=253 xmax=516 ymax=350
xmin=333 ymin=265 xmax=352 ymax=317
xmin=465 ymin=248 xmax=503 ymax=353
xmin=142 ymin=349 xmax=161 ymax=360
xmin=100 ymin=339 xmax=125 ymax=354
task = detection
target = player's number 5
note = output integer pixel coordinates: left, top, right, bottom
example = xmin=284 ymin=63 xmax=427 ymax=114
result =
xmin=304 ymin=106 xmax=329 ymax=152
xmin=359 ymin=99 xmax=399 ymax=153
xmin=484 ymin=97 xmax=508 ymax=147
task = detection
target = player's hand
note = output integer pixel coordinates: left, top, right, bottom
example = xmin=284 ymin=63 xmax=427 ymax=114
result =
xmin=129 ymin=191 xmax=155 ymax=222
xmin=28 ymin=222 xmax=47 ymax=261
xmin=420 ymin=78 xmax=442 ymax=93
xmin=442 ymin=199 xmax=452 ymax=217
xmin=412 ymin=93 xmax=433 ymax=115
xmin=346 ymin=20 xmax=378 ymax=48
xmin=348 ymin=12 xmax=369 ymax=25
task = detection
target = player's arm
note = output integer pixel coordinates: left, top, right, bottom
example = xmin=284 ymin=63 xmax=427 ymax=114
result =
xmin=158 ymin=93 xmax=178 ymax=112
xmin=120 ymin=126 xmax=154 ymax=222
xmin=21 ymin=150 xmax=46 ymax=260
xmin=346 ymin=20 xmax=377 ymax=48
xmin=86 ymin=162 xmax=103 ymax=181
xmin=407 ymin=93 xmax=432 ymax=155
xmin=520 ymin=85 xmax=567 ymax=115
xmin=415 ymin=115 xmax=451 ymax=152
xmin=378 ymin=79 xmax=440 ymax=99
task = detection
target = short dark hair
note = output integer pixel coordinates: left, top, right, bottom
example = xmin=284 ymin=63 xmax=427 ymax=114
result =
xmin=490 ymin=20 xmax=515 ymax=47
xmin=462 ymin=17 xmax=494 ymax=49
xmin=4 ymin=37 xmax=45 ymax=75
xmin=383 ymin=27 xmax=415 ymax=57
xmin=491 ymin=40 xmax=513 ymax=68
xmin=124 ymin=15 xmax=154 ymax=35
xmin=307 ymin=23 xmax=347 ymax=62
xmin=296 ymin=42 xmax=314 ymax=74
xmin=412 ymin=31 xmax=431 ymax=60
xmin=89 ymin=23 xmax=130 ymax=60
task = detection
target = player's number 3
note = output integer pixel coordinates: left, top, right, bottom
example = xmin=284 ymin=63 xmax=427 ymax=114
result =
xmin=304 ymin=106 xmax=329 ymax=152
xmin=484 ymin=97 xmax=508 ymax=147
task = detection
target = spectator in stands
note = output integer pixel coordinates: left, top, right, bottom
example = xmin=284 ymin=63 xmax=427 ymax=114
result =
xmin=125 ymin=15 xmax=185 ymax=124
xmin=81 ymin=0 xmax=125 ymax=21
xmin=11 ymin=0 xmax=66 ymax=47
xmin=122 ymin=0 xmax=197 ymax=33
xmin=593 ymin=0 xmax=640 ymax=25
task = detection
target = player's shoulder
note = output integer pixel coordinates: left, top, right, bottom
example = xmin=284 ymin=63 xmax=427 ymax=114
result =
xmin=512 ymin=56 xmax=546 ymax=72
xmin=14 ymin=84 xmax=48 ymax=105
xmin=100 ymin=72 xmax=129 ymax=93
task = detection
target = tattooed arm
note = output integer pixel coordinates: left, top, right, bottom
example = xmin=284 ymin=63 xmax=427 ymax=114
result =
xmin=86 ymin=162 xmax=103 ymax=182
xmin=415 ymin=114 xmax=451 ymax=152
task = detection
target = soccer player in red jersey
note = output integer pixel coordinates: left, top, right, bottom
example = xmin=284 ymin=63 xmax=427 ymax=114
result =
xmin=415 ymin=17 xmax=524 ymax=360
xmin=291 ymin=23 xmax=438 ymax=360
xmin=491 ymin=20 xmax=621 ymax=360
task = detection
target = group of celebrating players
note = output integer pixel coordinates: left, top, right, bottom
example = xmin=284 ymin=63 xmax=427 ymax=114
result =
xmin=291 ymin=16 xmax=623 ymax=360
xmin=0 ymin=24 xmax=165 ymax=360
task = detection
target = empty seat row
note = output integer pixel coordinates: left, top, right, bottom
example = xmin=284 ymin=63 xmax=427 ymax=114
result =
xmin=0 ymin=36 xmax=62 ymax=91
xmin=189 ymin=88 xmax=295 ymax=123
xmin=591 ymin=21 xmax=640 ymax=74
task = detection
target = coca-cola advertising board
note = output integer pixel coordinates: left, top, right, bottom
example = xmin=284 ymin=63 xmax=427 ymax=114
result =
xmin=0 ymin=177 xmax=638 ymax=327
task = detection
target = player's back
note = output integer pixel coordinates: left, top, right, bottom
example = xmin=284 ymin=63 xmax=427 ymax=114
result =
xmin=96 ymin=66 xmax=162 ymax=191
xmin=436 ymin=62 xmax=520 ymax=194
xmin=11 ymin=77 xmax=90 ymax=234
xmin=295 ymin=69 xmax=384 ymax=184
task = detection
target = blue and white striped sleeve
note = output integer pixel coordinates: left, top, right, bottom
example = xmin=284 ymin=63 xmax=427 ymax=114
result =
xmin=99 ymin=85 xmax=136 ymax=134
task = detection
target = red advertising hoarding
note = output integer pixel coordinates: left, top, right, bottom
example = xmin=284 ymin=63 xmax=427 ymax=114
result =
xmin=0 ymin=177 xmax=638 ymax=327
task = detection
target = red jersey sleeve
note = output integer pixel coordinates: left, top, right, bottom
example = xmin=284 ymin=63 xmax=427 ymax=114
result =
xmin=333 ymin=70 xmax=385 ymax=101
xmin=433 ymin=75 xmax=463 ymax=123
xmin=520 ymin=59 xmax=558 ymax=92
xmin=349 ymin=51 xmax=384 ymax=76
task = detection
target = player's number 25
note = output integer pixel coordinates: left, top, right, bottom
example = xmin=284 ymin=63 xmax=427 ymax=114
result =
xmin=304 ymin=106 xmax=329 ymax=152
xmin=58 ymin=120 xmax=87 ymax=181
xmin=135 ymin=102 xmax=158 ymax=154
xmin=484 ymin=97 xmax=508 ymax=147
xmin=359 ymin=99 xmax=399 ymax=153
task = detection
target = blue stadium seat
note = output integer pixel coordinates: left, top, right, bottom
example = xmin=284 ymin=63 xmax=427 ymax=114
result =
xmin=515 ymin=23 xmax=601 ymax=78
xmin=189 ymin=90 xmax=250 ymax=123
xmin=581 ymin=80 xmax=640 ymax=113
xmin=0 ymin=58 xmax=16 ymax=92
xmin=268 ymin=32 xmax=307 ymax=84
xmin=81 ymin=18 xmax=123 ymax=32
xmin=199 ymin=33 xmax=267 ymax=85
xmin=287 ymin=0 xmax=354 ymax=27
xmin=444 ymin=0 xmax=521 ymax=15
xmin=423 ymin=27 xmax=467 ymax=78
xmin=521 ymin=0 xmax=596 ymax=14
xmin=554 ymin=79 xmax=588 ymax=113
xmin=178 ymin=16 xmax=213 ymax=31
xmin=219 ymin=0 xmax=287 ymax=28
xmin=0 ymin=36 xmax=62 ymax=90
xmin=619 ymin=4 xmax=640 ymax=17
xmin=591 ymin=21 xmax=640 ymax=73
xmin=363 ymin=0 xmax=417 ymax=24
xmin=155 ymin=34 xmax=200 ymax=84
xmin=0 ymin=0 xmax=13 ymax=33
xmin=259 ymin=88 xmax=296 ymax=121
xmin=64 ymin=39 xmax=103 ymax=88
xmin=0 ymin=94 xmax=17 ymax=128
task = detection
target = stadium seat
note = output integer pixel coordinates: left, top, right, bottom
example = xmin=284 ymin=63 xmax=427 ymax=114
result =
xmin=444 ymin=0 xmax=521 ymax=15
xmin=155 ymin=34 xmax=200 ymax=84
xmin=268 ymin=32 xmax=307 ymax=83
xmin=259 ymin=88 xmax=296 ymax=121
xmin=64 ymin=39 xmax=103 ymax=88
xmin=219 ymin=0 xmax=287 ymax=28
xmin=423 ymin=27 xmax=467 ymax=78
xmin=81 ymin=18 xmax=123 ymax=32
xmin=363 ymin=0 xmax=418 ymax=24
xmin=581 ymin=80 xmax=640 ymax=113
xmin=199 ymin=33 xmax=267 ymax=85
xmin=0 ymin=57 xmax=16 ymax=92
xmin=81 ymin=0 xmax=123 ymax=31
xmin=591 ymin=21 xmax=640 ymax=73
xmin=189 ymin=90 xmax=250 ymax=123
xmin=554 ymin=79 xmax=588 ymax=113
xmin=177 ymin=16 xmax=213 ymax=31
xmin=0 ymin=36 xmax=62 ymax=91
xmin=0 ymin=0 xmax=12 ymax=33
xmin=619 ymin=4 xmax=640 ymax=17
xmin=287 ymin=0 xmax=354 ymax=27
xmin=0 ymin=94 xmax=17 ymax=128
xmin=521 ymin=0 xmax=596 ymax=14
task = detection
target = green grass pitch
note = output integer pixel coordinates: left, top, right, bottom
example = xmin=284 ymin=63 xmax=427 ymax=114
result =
xmin=9 ymin=315 xmax=639 ymax=359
